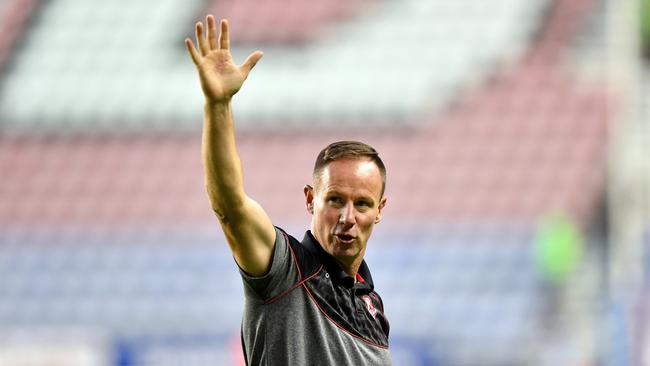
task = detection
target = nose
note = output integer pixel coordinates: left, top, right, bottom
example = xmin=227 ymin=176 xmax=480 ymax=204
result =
xmin=339 ymin=202 xmax=355 ymax=225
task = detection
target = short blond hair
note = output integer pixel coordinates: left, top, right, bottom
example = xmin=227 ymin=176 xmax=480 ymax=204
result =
xmin=313 ymin=141 xmax=386 ymax=197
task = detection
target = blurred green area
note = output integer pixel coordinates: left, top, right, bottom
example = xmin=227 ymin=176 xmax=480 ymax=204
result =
xmin=534 ymin=212 xmax=584 ymax=284
xmin=642 ymin=0 xmax=650 ymax=58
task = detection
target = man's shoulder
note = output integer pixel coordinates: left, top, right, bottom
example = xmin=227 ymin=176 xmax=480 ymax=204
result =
xmin=274 ymin=227 xmax=323 ymax=280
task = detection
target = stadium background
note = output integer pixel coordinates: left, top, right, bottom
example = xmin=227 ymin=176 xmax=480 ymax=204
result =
xmin=0 ymin=0 xmax=647 ymax=365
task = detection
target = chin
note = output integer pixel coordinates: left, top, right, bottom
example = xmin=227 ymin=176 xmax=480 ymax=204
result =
xmin=332 ymin=244 xmax=361 ymax=260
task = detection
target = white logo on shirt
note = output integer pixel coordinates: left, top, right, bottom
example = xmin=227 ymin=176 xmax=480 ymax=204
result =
xmin=361 ymin=295 xmax=378 ymax=319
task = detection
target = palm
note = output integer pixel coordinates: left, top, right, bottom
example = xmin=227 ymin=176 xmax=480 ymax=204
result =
xmin=186 ymin=16 xmax=262 ymax=103
xmin=198 ymin=50 xmax=246 ymax=101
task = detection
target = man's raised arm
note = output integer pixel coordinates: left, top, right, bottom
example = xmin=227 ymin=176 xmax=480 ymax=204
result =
xmin=185 ymin=15 xmax=275 ymax=276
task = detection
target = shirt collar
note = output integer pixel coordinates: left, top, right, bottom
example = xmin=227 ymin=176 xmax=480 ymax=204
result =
xmin=301 ymin=230 xmax=375 ymax=291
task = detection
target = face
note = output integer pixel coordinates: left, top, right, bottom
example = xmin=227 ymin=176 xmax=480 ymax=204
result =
xmin=304 ymin=157 xmax=387 ymax=272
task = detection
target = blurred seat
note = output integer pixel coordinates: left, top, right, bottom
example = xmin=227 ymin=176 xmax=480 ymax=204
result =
xmin=0 ymin=0 xmax=550 ymax=130
xmin=0 ymin=0 xmax=37 ymax=73
xmin=368 ymin=225 xmax=542 ymax=363
xmin=206 ymin=0 xmax=374 ymax=44
xmin=0 ymin=229 xmax=243 ymax=330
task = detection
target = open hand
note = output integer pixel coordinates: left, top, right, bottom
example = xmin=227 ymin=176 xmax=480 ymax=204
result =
xmin=185 ymin=15 xmax=263 ymax=103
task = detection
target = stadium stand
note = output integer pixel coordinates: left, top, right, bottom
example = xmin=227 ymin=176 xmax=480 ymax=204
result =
xmin=0 ymin=222 xmax=541 ymax=365
xmin=205 ymin=0 xmax=376 ymax=44
xmin=0 ymin=0 xmax=37 ymax=74
xmin=0 ymin=0 xmax=550 ymax=130
xmin=0 ymin=0 xmax=613 ymax=364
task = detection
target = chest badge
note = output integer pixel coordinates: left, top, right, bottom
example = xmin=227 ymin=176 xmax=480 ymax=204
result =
xmin=361 ymin=295 xmax=378 ymax=319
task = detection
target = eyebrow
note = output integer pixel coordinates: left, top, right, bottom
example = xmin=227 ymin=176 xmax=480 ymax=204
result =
xmin=324 ymin=188 xmax=377 ymax=203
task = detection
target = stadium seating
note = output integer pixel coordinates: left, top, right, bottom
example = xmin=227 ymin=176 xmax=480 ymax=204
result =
xmin=205 ymin=0 xmax=376 ymax=44
xmin=0 ymin=0 xmax=613 ymax=364
xmin=0 ymin=0 xmax=550 ymax=130
xmin=0 ymin=0 xmax=37 ymax=74
xmin=0 ymin=223 xmax=542 ymax=364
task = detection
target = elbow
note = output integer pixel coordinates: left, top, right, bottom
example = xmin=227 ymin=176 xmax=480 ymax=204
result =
xmin=211 ymin=205 xmax=228 ymax=222
xmin=207 ymin=189 xmax=247 ymax=224
xmin=211 ymin=202 xmax=245 ymax=225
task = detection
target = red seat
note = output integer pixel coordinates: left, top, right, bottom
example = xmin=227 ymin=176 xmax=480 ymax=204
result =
xmin=204 ymin=0 xmax=375 ymax=44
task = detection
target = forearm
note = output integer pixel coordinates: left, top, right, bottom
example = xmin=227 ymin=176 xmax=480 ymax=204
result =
xmin=202 ymin=99 xmax=246 ymax=218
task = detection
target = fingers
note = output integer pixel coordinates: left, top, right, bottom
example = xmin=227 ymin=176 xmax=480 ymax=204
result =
xmin=195 ymin=21 xmax=210 ymax=56
xmin=185 ymin=38 xmax=200 ymax=65
xmin=189 ymin=16 xmax=254 ymax=70
xmin=194 ymin=16 xmax=227 ymax=56
xmin=241 ymin=51 xmax=264 ymax=75
xmin=207 ymin=15 xmax=217 ymax=50
xmin=219 ymin=19 xmax=230 ymax=50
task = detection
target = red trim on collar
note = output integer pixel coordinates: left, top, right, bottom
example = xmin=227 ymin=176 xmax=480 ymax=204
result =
xmin=356 ymin=273 xmax=365 ymax=283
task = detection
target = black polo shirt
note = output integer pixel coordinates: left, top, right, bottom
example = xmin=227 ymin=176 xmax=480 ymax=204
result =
xmin=238 ymin=227 xmax=391 ymax=365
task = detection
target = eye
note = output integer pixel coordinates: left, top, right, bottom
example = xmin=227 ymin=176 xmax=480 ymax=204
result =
xmin=355 ymin=200 xmax=373 ymax=209
xmin=327 ymin=196 xmax=343 ymax=206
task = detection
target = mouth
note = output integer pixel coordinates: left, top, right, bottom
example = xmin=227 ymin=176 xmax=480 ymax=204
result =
xmin=335 ymin=233 xmax=356 ymax=245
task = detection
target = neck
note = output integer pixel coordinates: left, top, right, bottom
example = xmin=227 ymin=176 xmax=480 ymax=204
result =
xmin=335 ymin=257 xmax=362 ymax=279
xmin=310 ymin=229 xmax=364 ymax=279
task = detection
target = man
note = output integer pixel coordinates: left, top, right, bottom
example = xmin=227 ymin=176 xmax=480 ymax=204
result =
xmin=185 ymin=15 xmax=391 ymax=365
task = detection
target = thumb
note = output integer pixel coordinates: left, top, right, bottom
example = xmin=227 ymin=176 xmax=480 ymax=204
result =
xmin=241 ymin=51 xmax=263 ymax=76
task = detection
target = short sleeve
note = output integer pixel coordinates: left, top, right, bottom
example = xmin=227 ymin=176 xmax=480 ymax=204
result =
xmin=238 ymin=227 xmax=301 ymax=301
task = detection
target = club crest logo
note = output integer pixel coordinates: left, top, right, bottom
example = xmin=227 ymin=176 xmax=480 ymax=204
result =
xmin=361 ymin=295 xmax=378 ymax=319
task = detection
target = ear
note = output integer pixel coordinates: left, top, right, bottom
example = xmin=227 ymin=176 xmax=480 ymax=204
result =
xmin=375 ymin=196 xmax=387 ymax=224
xmin=304 ymin=185 xmax=314 ymax=214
